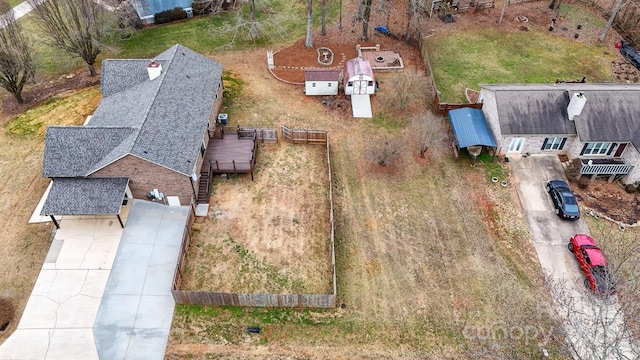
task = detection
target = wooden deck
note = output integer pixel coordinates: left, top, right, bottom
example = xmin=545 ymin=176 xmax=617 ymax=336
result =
xmin=197 ymin=133 xmax=257 ymax=204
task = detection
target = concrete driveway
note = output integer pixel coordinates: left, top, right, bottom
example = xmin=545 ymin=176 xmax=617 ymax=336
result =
xmin=0 ymin=200 xmax=189 ymax=360
xmin=510 ymin=154 xmax=636 ymax=359
xmin=509 ymin=154 xmax=589 ymax=285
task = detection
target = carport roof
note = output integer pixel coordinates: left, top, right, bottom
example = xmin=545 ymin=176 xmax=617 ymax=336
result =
xmin=41 ymin=177 xmax=129 ymax=216
xmin=448 ymin=107 xmax=497 ymax=149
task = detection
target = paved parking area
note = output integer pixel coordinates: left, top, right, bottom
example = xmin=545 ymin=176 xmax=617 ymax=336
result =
xmin=0 ymin=200 xmax=189 ymax=360
xmin=509 ymin=154 xmax=635 ymax=358
xmin=509 ymin=154 xmax=588 ymax=284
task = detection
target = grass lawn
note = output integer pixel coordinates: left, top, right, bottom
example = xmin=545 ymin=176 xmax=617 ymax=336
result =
xmin=427 ymin=29 xmax=615 ymax=102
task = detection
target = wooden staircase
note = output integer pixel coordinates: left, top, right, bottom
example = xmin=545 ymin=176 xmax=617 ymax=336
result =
xmin=197 ymin=168 xmax=210 ymax=204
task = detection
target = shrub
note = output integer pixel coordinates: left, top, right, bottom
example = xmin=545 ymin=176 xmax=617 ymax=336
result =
xmin=154 ymin=7 xmax=188 ymax=24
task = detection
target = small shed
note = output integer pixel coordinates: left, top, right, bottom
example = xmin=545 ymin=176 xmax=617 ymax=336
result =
xmin=448 ymin=108 xmax=497 ymax=159
xmin=343 ymin=57 xmax=375 ymax=96
xmin=344 ymin=57 xmax=375 ymax=118
xmin=305 ymin=69 xmax=340 ymax=96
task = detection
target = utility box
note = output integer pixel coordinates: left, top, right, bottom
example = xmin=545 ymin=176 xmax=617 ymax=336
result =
xmin=217 ymin=113 xmax=228 ymax=126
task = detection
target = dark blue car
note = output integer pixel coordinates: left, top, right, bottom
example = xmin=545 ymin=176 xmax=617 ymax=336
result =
xmin=546 ymin=180 xmax=580 ymax=220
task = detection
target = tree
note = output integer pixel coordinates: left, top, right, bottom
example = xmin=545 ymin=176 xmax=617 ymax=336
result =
xmin=0 ymin=0 xmax=35 ymax=103
xmin=361 ymin=0 xmax=372 ymax=40
xmin=405 ymin=0 xmax=425 ymax=40
xmin=321 ymin=0 xmax=326 ymax=36
xmin=411 ymin=112 xmax=446 ymax=159
xmin=365 ymin=135 xmax=404 ymax=167
xmin=599 ymin=0 xmax=628 ymax=42
xmin=545 ymin=224 xmax=640 ymax=360
xmin=249 ymin=0 xmax=258 ymax=40
xmin=27 ymin=0 xmax=112 ymax=76
xmin=305 ymin=0 xmax=313 ymax=48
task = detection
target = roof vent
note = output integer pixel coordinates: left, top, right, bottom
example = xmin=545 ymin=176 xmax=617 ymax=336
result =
xmin=567 ymin=92 xmax=586 ymax=121
xmin=147 ymin=60 xmax=162 ymax=81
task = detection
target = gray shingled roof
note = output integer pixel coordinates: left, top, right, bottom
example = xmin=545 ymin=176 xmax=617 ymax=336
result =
xmin=41 ymin=177 xmax=129 ymax=215
xmin=42 ymin=44 xmax=223 ymax=178
xmin=572 ymin=89 xmax=640 ymax=147
xmin=43 ymin=127 xmax=137 ymax=177
xmin=488 ymin=86 xmax=576 ymax=135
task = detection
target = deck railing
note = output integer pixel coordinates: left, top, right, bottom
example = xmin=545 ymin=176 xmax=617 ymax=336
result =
xmin=580 ymin=163 xmax=633 ymax=175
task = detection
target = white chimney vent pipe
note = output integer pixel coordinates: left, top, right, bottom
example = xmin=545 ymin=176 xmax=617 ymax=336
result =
xmin=147 ymin=60 xmax=162 ymax=81
xmin=567 ymin=92 xmax=586 ymax=121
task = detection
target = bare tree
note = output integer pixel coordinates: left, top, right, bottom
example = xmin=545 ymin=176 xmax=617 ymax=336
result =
xmin=545 ymin=225 xmax=640 ymax=360
xmin=27 ymin=0 xmax=113 ymax=76
xmin=411 ymin=112 xmax=447 ymax=159
xmin=305 ymin=0 xmax=313 ymax=48
xmin=365 ymin=135 xmax=404 ymax=167
xmin=378 ymin=69 xmax=429 ymax=112
xmin=361 ymin=0 xmax=372 ymax=40
xmin=405 ymin=0 xmax=425 ymax=40
xmin=249 ymin=0 xmax=258 ymax=40
xmin=320 ymin=0 xmax=326 ymax=36
xmin=599 ymin=0 xmax=628 ymax=42
xmin=0 ymin=0 xmax=35 ymax=103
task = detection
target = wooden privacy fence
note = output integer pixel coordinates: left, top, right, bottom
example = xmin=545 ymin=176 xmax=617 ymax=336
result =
xmin=434 ymin=93 xmax=483 ymax=116
xmin=281 ymin=124 xmax=328 ymax=145
xmin=417 ymin=29 xmax=484 ymax=116
xmin=172 ymin=128 xmax=337 ymax=308
xmin=171 ymin=292 xmax=335 ymax=308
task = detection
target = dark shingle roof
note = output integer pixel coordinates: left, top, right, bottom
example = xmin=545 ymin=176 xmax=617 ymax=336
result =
xmin=448 ymin=108 xmax=497 ymax=149
xmin=573 ymin=90 xmax=640 ymax=146
xmin=41 ymin=177 xmax=129 ymax=215
xmin=43 ymin=127 xmax=137 ymax=177
xmin=43 ymin=44 xmax=223 ymax=177
xmin=490 ymin=87 xmax=575 ymax=135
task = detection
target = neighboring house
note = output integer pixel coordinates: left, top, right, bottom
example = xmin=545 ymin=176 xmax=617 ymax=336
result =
xmin=41 ymin=44 xmax=224 ymax=227
xmin=343 ymin=57 xmax=375 ymax=118
xmin=479 ymin=83 xmax=640 ymax=184
xmin=132 ymin=0 xmax=193 ymax=23
xmin=304 ymin=69 xmax=340 ymax=96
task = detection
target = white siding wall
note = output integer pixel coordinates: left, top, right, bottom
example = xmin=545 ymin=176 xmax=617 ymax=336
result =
xmin=344 ymin=75 xmax=375 ymax=95
xmin=498 ymin=134 xmax=577 ymax=156
xmin=620 ymin=143 xmax=640 ymax=184
xmin=305 ymin=80 xmax=339 ymax=96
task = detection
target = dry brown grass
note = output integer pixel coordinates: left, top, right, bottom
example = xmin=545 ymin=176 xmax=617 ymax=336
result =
xmin=183 ymin=142 xmax=332 ymax=294
xmin=0 ymin=87 xmax=99 ymax=342
xmin=166 ymin=46 xmax=560 ymax=359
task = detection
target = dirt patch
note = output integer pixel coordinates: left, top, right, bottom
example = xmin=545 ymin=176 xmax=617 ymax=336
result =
xmin=571 ymin=179 xmax=640 ymax=225
xmin=0 ymin=298 xmax=14 ymax=332
xmin=2 ymin=69 xmax=100 ymax=118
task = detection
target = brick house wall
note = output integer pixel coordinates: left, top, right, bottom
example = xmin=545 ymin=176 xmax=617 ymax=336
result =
xmin=91 ymin=155 xmax=193 ymax=204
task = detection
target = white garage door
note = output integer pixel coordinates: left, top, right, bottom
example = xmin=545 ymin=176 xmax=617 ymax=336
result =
xmin=351 ymin=94 xmax=372 ymax=118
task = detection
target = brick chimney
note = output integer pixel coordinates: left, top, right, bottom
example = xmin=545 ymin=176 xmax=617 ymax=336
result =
xmin=147 ymin=60 xmax=162 ymax=81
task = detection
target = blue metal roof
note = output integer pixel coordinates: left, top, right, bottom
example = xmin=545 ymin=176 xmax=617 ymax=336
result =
xmin=448 ymin=108 xmax=497 ymax=149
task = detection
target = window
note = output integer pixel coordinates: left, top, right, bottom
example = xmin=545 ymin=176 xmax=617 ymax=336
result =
xmin=328 ymin=83 xmax=332 ymax=87
xmin=542 ymin=137 xmax=566 ymax=150
xmin=508 ymin=138 xmax=525 ymax=152
xmin=312 ymin=83 xmax=316 ymax=87
xmin=368 ymin=81 xmax=373 ymax=86
xmin=581 ymin=142 xmax=612 ymax=156
xmin=200 ymin=140 xmax=206 ymax=156
xmin=348 ymin=81 xmax=353 ymax=87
